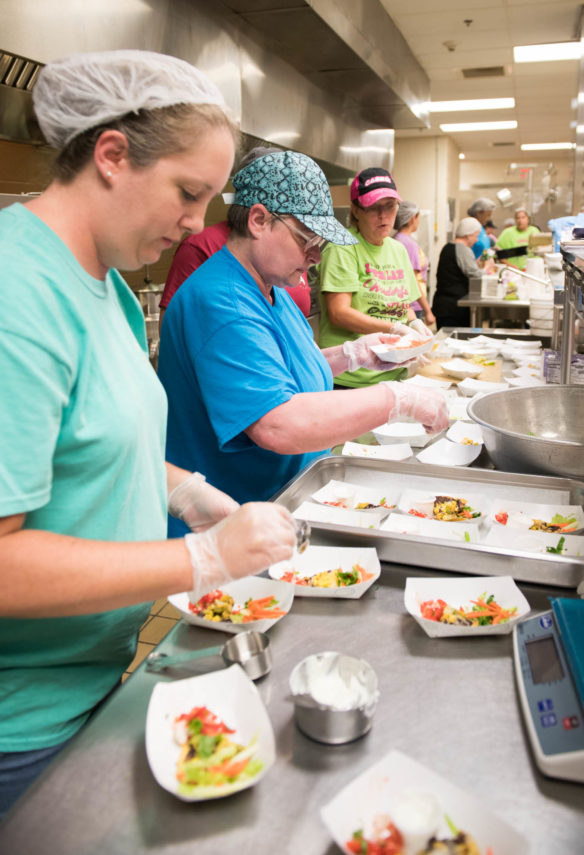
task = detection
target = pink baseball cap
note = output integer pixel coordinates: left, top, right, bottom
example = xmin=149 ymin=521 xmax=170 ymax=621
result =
xmin=350 ymin=167 xmax=402 ymax=207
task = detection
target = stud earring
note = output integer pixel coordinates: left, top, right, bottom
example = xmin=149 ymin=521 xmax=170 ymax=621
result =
xmin=106 ymin=171 xmax=112 ymax=179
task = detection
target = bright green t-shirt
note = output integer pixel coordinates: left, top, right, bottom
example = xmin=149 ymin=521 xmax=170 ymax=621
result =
xmin=318 ymin=228 xmax=421 ymax=387
xmin=0 ymin=204 xmax=168 ymax=750
xmin=495 ymin=224 xmax=540 ymax=270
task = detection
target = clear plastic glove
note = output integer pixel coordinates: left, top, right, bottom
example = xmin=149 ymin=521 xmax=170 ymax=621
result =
xmin=391 ymin=321 xmax=412 ymax=337
xmin=342 ymin=332 xmax=405 ymax=371
xmin=385 ymin=382 xmax=449 ymax=433
xmin=184 ymin=503 xmax=297 ymax=603
xmin=408 ymin=318 xmax=433 ymax=340
xmin=168 ymin=472 xmax=239 ymax=533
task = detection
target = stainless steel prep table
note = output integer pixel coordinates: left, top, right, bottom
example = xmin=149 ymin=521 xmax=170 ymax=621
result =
xmin=457 ymin=296 xmax=530 ymax=329
xmin=0 ymin=560 xmax=582 ymax=855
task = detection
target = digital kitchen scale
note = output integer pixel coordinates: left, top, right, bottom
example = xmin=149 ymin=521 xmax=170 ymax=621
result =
xmin=513 ymin=598 xmax=584 ymax=783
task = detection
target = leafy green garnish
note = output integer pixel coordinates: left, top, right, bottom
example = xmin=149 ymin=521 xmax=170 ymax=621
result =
xmin=464 ymin=531 xmax=471 ymax=542
xmin=337 ymin=567 xmax=360 ymax=586
xmin=546 ymin=536 xmax=566 ymax=554
xmin=187 ymin=717 xmax=203 ymax=736
xmin=528 ymin=431 xmax=535 ymax=437
xmin=350 ymin=830 xmax=367 ymax=854
xmin=196 ymin=733 xmax=221 ymax=759
xmin=445 ymin=814 xmax=459 ymax=836
xmin=551 ymin=514 xmax=577 ymax=527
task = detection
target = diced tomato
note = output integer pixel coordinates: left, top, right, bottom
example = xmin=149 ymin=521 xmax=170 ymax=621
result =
xmin=420 ymin=598 xmax=447 ymax=621
xmin=408 ymin=509 xmax=427 ymax=518
xmin=188 ymin=589 xmax=223 ymax=613
xmin=281 ymin=571 xmax=296 ymax=583
xmin=495 ymin=512 xmax=508 ymax=525
xmin=176 ymin=706 xmax=234 ymax=735
xmin=345 ymin=822 xmax=404 ymax=855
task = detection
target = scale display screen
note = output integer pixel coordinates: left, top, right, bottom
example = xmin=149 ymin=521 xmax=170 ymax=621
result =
xmin=525 ymin=635 xmax=564 ymax=684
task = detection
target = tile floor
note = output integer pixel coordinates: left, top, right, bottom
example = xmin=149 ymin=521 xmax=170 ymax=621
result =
xmin=122 ymin=598 xmax=181 ymax=682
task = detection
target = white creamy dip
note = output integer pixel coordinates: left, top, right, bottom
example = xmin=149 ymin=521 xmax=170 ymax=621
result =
xmin=290 ymin=652 xmax=378 ymax=711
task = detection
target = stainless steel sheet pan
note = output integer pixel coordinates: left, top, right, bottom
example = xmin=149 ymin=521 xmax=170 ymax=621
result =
xmin=272 ymin=456 xmax=584 ymax=588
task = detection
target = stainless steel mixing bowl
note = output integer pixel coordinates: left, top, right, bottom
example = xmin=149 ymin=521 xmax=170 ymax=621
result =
xmin=467 ymin=385 xmax=584 ymax=479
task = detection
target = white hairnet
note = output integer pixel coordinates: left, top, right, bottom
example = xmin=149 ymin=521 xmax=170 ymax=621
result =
xmin=394 ymin=200 xmax=419 ymax=231
xmin=456 ymin=217 xmax=482 ymax=237
xmin=467 ymin=197 xmax=496 ymax=216
xmin=33 ymin=50 xmax=226 ymax=149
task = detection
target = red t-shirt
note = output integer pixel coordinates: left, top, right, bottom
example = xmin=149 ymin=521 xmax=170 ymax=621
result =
xmin=160 ymin=221 xmax=312 ymax=317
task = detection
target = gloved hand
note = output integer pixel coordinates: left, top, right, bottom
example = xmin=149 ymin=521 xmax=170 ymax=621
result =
xmin=390 ymin=321 xmax=412 ymax=337
xmin=184 ymin=503 xmax=297 ymax=603
xmin=408 ymin=318 xmax=434 ymax=340
xmin=168 ymin=472 xmax=239 ymax=533
xmin=385 ymin=382 xmax=449 ymax=433
xmin=342 ymin=332 xmax=406 ymax=371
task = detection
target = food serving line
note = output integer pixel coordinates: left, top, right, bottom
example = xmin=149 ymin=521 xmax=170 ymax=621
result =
xmin=0 ymin=547 xmax=582 ymax=855
xmin=2 ymin=331 xmax=584 ymax=854
xmin=1 ymin=458 xmax=584 ymax=853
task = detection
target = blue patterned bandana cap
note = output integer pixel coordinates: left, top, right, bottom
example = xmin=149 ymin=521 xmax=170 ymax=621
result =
xmin=232 ymin=150 xmax=357 ymax=246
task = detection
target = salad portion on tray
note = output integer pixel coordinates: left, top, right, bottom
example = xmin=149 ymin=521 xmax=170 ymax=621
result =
xmin=269 ymin=545 xmax=380 ymax=598
xmin=146 ymin=665 xmax=275 ymax=801
xmin=396 ymin=489 xmax=486 ymax=524
xmin=404 ymin=575 xmax=530 ymax=637
xmin=310 ymin=478 xmax=398 ymax=514
xmin=321 ymin=749 xmax=528 ymax=854
xmin=168 ymin=576 xmax=294 ymax=634
xmin=490 ymin=500 xmax=584 ymax=533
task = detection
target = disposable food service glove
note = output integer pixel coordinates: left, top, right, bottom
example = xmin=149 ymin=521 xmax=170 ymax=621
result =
xmin=390 ymin=321 xmax=412 ymax=337
xmin=385 ymin=383 xmax=449 ymax=434
xmin=408 ymin=318 xmax=434 ymax=340
xmin=168 ymin=472 xmax=239 ymax=533
xmin=342 ymin=332 xmax=416 ymax=372
xmin=184 ymin=503 xmax=297 ymax=603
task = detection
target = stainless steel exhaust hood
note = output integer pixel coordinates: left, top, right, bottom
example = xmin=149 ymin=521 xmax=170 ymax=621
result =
xmin=0 ymin=50 xmax=44 ymax=144
xmin=222 ymin=0 xmax=430 ymax=130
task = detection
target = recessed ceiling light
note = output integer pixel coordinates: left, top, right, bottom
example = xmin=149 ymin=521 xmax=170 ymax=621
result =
xmin=459 ymin=153 xmax=466 ymax=160
xmin=520 ymin=142 xmax=575 ymax=151
xmin=440 ymin=120 xmax=517 ymax=132
xmin=514 ymin=42 xmax=581 ymax=63
xmin=429 ymin=98 xmax=515 ymax=112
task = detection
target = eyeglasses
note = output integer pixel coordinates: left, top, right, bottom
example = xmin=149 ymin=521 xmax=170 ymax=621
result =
xmin=355 ymin=200 xmax=398 ymax=216
xmin=272 ymin=213 xmax=327 ymax=253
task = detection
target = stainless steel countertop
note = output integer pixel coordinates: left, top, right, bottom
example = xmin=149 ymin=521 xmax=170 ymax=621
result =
xmin=458 ymin=297 xmax=531 ymax=308
xmin=0 ymin=560 xmax=582 ymax=855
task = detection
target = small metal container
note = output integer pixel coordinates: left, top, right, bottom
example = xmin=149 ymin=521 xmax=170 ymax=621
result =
xmin=222 ymin=630 xmax=272 ymax=681
xmin=468 ymin=385 xmax=584 ymax=479
xmin=289 ymin=652 xmax=378 ymax=745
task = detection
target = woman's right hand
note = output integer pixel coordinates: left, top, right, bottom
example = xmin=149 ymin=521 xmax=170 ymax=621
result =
xmin=384 ymin=383 xmax=449 ymax=433
xmin=183 ymin=503 xmax=296 ymax=601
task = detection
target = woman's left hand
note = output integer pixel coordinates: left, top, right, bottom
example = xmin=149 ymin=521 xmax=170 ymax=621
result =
xmin=168 ymin=472 xmax=240 ymax=532
xmin=423 ymin=309 xmax=436 ymax=327
xmin=408 ymin=318 xmax=434 ymax=340
xmin=342 ymin=332 xmax=405 ymax=371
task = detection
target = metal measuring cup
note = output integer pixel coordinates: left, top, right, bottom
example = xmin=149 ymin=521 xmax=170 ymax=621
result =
xmin=145 ymin=629 xmax=272 ymax=680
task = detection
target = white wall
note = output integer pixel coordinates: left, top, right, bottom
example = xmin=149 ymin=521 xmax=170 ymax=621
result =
xmin=393 ymin=136 xmax=460 ymax=298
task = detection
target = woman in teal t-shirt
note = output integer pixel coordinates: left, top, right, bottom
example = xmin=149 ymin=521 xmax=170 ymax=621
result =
xmin=0 ymin=50 xmax=299 ymax=819
xmin=318 ymin=167 xmax=430 ymax=388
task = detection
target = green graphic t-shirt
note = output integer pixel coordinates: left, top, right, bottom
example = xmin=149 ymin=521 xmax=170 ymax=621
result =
xmin=318 ymin=228 xmax=420 ymax=387
xmin=495 ymin=224 xmax=540 ymax=270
